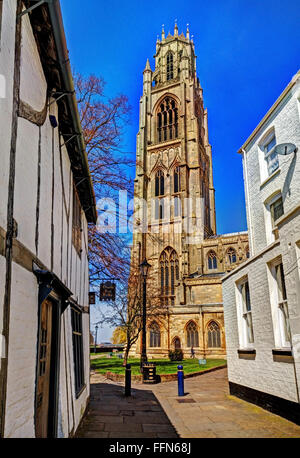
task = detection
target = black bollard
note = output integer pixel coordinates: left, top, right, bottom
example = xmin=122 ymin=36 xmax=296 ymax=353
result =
xmin=125 ymin=364 xmax=131 ymax=397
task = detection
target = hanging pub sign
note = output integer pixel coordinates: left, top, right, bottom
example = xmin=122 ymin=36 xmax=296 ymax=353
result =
xmin=100 ymin=281 xmax=116 ymax=302
xmin=89 ymin=292 xmax=96 ymax=305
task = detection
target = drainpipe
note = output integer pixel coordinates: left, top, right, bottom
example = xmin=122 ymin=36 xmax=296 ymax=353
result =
xmin=241 ymin=148 xmax=254 ymax=255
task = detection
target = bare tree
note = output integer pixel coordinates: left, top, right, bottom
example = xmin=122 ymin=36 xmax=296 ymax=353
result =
xmin=97 ymin=263 xmax=169 ymax=366
xmin=74 ymin=72 xmax=133 ymax=282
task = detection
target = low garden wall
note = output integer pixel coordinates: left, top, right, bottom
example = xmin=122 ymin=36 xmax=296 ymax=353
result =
xmin=104 ymin=363 xmax=227 ymax=384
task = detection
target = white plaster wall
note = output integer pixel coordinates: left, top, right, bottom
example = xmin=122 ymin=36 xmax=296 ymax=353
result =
xmin=52 ymin=123 xmax=63 ymax=279
xmin=20 ymin=10 xmax=47 ymax=111
xmin=0 ymin=0 xmax=17 ymax=229
xmin=4 ymin=263 xmax=38 ymax=438
xmin=3 ymin=10 xmax=91 ymax=438
xmin=243 ymin=82 xmax=300 ymax=256
xmin=14 ymin=117 xmax=38 ymax=254
xmin=38 ymin=116 xmax=53 ymax=266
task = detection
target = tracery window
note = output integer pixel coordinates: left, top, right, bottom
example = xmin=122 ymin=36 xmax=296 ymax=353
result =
xmin=207 ymin=251 xmax=217 ymax=270
xmin=149 ymin=322 xmax=161 ymax=347
xmin=174 ymin=166 xmax=180 ymax=193
xmin=227 ymin=248 xmax=237 ymax=264
xmin=160 ymin=247 xmax=179 ymax=306
xmin=186 ymin=321 xmax=199 ymax=347
xmin=207 ymin=321 xmax=221 ymax=348
xmin=157 ymin=97 xmax=178 ymax=143
xmin=166 ymin=52 xmax=174 ymax=80
xmin=155 ymin=169 xmax=164 ymax=196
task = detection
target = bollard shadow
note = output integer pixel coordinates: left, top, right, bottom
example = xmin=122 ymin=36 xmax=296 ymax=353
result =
xmin=76 ymin=378 xmax=179 ymax=438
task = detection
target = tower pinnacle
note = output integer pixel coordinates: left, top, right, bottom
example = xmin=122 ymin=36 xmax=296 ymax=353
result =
xmin=161 ymin=24 xmax=165 ymax=40
xmin=174 ymin=19 xmax=178 ymax=36
xmin=144 ymin=58 xmax=152 ymax=72
xmin=186 ymin=23 xmax=190 ymax=40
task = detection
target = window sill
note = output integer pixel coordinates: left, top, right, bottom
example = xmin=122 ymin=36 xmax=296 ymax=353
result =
xmin=272 ymin=348 xmax=292 ymax=356
xmin=260 ymin=168 xmax=281 ymax=189
xmin=75 ymin=383 xmax=87 ymax=400
xmin=237 ymin=348 xmax=256 ymax=355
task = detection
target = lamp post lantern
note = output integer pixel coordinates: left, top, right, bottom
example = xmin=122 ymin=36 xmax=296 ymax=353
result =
xmin=139 ymin=259 xmax=151 ymax=371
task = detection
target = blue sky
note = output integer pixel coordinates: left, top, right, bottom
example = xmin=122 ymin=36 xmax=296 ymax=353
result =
xmin=60 ymin=0 xmax=300 ymax=339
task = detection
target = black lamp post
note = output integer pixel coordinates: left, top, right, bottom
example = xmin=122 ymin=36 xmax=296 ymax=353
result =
xmin=139 ymin=258 xmax=151 ymax=371
xmin=94 ymin=324 xmax=99 ymax=354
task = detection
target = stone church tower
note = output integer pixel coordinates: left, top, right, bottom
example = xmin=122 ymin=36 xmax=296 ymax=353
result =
xmin=130 ymin=24 xmax=248 ymax=359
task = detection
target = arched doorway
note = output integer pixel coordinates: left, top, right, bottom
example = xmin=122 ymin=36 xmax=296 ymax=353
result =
xmin=173 ymin=337 xmax=181 ymax=349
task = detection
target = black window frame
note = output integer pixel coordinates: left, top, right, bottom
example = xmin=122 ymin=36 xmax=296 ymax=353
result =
xmin=71 ymin=307 xmax=85 ymax=398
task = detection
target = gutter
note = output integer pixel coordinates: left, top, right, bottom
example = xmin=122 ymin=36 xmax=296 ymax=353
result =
xmin=46 ymin=0 xmax=97 ymax=224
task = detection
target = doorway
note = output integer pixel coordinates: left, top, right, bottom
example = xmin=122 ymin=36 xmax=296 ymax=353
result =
xmin=173 ymin=337 xmax=181 ymax=349
xmin=35 ymin=297 xmax=60 ymax=438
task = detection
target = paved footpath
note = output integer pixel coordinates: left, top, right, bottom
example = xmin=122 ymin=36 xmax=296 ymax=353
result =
xmin=76 ymin=368 xmax=300 ymax=438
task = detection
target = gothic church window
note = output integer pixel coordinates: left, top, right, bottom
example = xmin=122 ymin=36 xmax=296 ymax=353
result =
xmin=160 ymin=247 xmax=179 ymax=305
xmin=157 ymin=97 xmax=178 ymax=143
xmin=149 ymin=322 xmax=161 ymax=347
xmin=174 ymin=166 xmax=180 ymax=193
xmin=207 ymin=251 xmax=217 ymax=270
xmin=155 ymin=169 xmax=164 ymax=196
xmin=166 ymin=52 xmax=174 ymax=80
xmin=186 ymin=321 xmax=199 ymax=347
xmin=227 ymin=248 xmax=237 ymax=264
xmin=207 ymin=321 xmax=221 ymax=348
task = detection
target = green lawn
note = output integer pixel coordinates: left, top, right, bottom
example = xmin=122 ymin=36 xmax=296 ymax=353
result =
xmin=91 ymin=356 xmax=226 ymax=376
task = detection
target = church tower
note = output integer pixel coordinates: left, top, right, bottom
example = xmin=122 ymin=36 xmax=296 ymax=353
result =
xmin=130 ymin=23 xmax=248 ymax=359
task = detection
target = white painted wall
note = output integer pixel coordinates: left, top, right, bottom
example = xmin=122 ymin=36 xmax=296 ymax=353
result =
xmin=241 ymin=79 xmax=300 ymax=256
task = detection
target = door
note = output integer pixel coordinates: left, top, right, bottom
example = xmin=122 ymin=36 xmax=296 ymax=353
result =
xmin=174 ymin=337 xmax=181 ymax=349
xmin=36 ymin=299 xmax=52 ymax=438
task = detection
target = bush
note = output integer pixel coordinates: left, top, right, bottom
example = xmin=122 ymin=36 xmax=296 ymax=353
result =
xmin=168 ymin=349 xmax=184 ymax=361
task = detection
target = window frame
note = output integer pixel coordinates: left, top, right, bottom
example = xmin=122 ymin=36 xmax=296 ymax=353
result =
xmin=236 ymin=277 xmax=254 ymax=349
xmin=227 ymin=247 xmax=237 ymax=265
xmin=71 ymin=306 xmax=85 ymax=398
xmin=207 ymin=250 xmax=218 ymax=270
xmin=159 ymin=247 xmax=179 ymax=306
xmin=166 ymin=52 xmax=174 ymax=81
xmin=173 ymin=166 xmax=181 ymax=194
xmin=186 ymin=321 xmax=199 ymax=348
xmin=207 ymin=321 xmax=221 ymax=348
xmin=268 ymin=259 xmax=291 ymax=349
xmin=264 ymin=134 xmax=279 ymax=176
xmin=72 ymin=185 xmax=82 ymax=256
xmin=155 ymin=169 xmax=165 ymax=197
xmin=270 ymin=195 xmax=284 ymax=227
xmin=149 ymin=322 xmax=161 ymax=348
xmin=157 ymin=97 xmax=178 ymax=143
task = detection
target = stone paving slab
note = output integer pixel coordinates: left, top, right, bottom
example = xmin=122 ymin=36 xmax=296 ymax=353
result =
xmin=76 ymin=368 xmax=300 ymax=438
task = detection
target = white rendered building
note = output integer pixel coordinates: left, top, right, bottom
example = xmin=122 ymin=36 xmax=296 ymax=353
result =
xmin=223 ymin=71 xmax=300 ymax=423
xmin=0 ymin=0 xmax=97 ymax=437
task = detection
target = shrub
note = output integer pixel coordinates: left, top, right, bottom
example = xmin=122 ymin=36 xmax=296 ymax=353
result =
xmin=168 ymin=349 xmax=184 ymax=361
